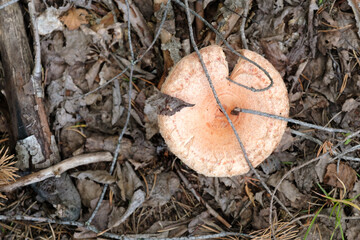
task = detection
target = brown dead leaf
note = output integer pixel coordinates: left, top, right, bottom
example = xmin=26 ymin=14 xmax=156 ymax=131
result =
xmin=143 ymin=172 xmax=180 ymax=207
xmin=245 ymin=183 xmax=255 ymax=207
xmin=260 ymin=41 xmax=287 ymax=77
xmin=274 ymin=128 xmax=295 ymax=152
xmin=324 ymin=163 xmax=357 ymax=191
xmin=116 ymin=162 xmax=143 ymax=201
xmin=267 ymin=171 xmax=307 ymax=209
xmin=88 ymin=199 xmax=111 ymax=230
xmin=108 ymin=206 xmax=126 ymax=233
xmin=60 ymin=7 xmax=89 ymax=31
xmin=71 ymin=170 xmax=116 ymax=184
xmin=342 ymin=98 xmax=360 ymax=112
xmin=76 ymin=179 xmax=102 ymax=208
xmin=91 ymin=12 xmax=115 ymax=32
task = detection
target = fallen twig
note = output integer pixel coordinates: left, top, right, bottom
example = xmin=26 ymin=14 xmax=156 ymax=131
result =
xmin=240 ymin=0 xmax=250 ymax=49
xmin=86 ymin=0 xmax=136 ymax=225
xmin=0 ymin=213 xmax=254 ymax=239
xmin=290 ymin=129 xmax=323 ymax=146
xmin=0 ymin=0 xmax=19 ymax=10
xmin=236 ymin=108 xmax=351 ymax=133
xmin=28 ymin=0 xmax=43 ymax=98
xmin=0 ymin=152 xmax=113 ymax=192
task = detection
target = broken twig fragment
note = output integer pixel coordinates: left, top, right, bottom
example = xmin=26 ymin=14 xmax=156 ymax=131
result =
xmin=0 ymin=152 xmax=112 ymax=192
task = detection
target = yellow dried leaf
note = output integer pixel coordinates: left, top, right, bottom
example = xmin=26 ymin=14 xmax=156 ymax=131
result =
xmin=245 ymin=183 xmax=256 ymax=207
xmin=60 ymin=7 xmax=88 ymax=31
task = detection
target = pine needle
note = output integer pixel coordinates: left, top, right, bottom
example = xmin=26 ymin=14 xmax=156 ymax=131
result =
xmin=0 ymin=146 xmax=18 ymax=201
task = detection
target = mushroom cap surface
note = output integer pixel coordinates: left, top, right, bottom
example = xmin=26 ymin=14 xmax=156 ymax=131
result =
xmin=158 ymin=45 xmax=289 ymax=177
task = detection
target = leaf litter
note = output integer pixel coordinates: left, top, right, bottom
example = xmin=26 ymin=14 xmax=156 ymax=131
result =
xmin=2 ymin=0 xmax=360 ymax=239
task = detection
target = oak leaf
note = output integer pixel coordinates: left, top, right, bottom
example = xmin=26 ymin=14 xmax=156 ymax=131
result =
xmin=60 ymin=7 xmax=88 ymax=30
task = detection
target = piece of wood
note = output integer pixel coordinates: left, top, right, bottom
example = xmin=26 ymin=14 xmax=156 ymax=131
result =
xmin=0 ymin=2 xmax=57 ymax=167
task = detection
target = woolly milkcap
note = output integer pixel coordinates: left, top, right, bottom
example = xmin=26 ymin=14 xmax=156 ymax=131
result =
xmin=159 ymin=45 xmax=289 ymax=177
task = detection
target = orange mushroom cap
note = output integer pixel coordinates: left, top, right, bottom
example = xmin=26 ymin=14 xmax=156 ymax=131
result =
xmin=159 ymin=45 xmax=289 ymax=177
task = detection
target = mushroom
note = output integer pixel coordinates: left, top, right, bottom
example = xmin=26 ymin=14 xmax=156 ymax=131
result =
xmin=158 ymin=45 xmax=289 ymax=177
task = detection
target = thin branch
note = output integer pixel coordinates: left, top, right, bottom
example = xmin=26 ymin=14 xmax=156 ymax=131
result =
xmin=239 ymin=0 xmax=249 ymax=49
xmin=341 ymin=156 xmax=360 ymax=162
xmin=0 ymin=152 xmax=113 ymax=192
xmin=0 ymin=213 xmax=254 ymax=239
xmin=0 ymin=0 xmax=19 ymax=10
xmin=226 ymin=77 xmax=272 ymax=92
xmin=86 ymin=0 xmax=136 ymax=225
xmin=290 ymin=129 xmax=323 ymax=146
xmin=28 ymin=0 xmax=43 ymax=98
xmin=236 ymin=108 xmax=351 ymax=133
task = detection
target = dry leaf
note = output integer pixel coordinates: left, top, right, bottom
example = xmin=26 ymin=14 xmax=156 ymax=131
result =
xmin=76 ymin=179 xmax=102 ymax=208
xmin=342 ymin=98 xmax=360 ymax=112
xmin=143 ymin=172 xmax=180 ymax=207
xmin=71 ymin=170 xmax=116 ymax=184
xmin=60 ymin=7 xmax=88 ymax=31
xmin=245 ymin=183 xmax=255 ymax=207
xmin=89 ymin=199 xmax=111 ymax=230
xmin=37 ymin=7 xmax=64 ymax=35
xmin=324 ymin=163 xmax=357 ymax=191
xmin=116 ymin=162 xmax=143 ymax=201
xmin=91 ymin=12 xmax=115 ymax=32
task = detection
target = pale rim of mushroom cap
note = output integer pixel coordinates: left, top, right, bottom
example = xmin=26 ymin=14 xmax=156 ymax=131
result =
xmin=158 ymin=45 xmax=289 ymax=177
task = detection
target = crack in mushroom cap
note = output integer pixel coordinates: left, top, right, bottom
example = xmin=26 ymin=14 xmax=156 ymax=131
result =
xmin=159 ymin=45 xmax=289 ymax=177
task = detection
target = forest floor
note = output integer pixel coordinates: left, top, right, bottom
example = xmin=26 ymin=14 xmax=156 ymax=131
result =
xmin=1 ymin=0 xmax=360 ymax=239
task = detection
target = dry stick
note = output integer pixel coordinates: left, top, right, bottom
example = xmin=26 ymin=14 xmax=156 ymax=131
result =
xmin=342 ymin=156 xmax=360 ymax=162
xmin=239 ymin=0 xmax=249 ymax=49
xmin=290 ymin=129 xmax=323 ymax=146
xmin=175 ymin=164 xmax=232 ymax=229
xmin=236 ymin=108 xmax=351 ymax=134
xmin=28 ymin=0 xmax=43 ymax=98
xmin=0 ymin=152 xmax=113 ymax=192
xmin=86 ymin=0 xmax=136 ymax=226
xmin=0 ymin=214 xmax=254 ymax=240
xmin=269 ymin=130 xmax=360 ymax=235
xmin=0 ymin=0 xmax=19 ymax=10
xmin=181 ymin=0 xmax=295 ymax=225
